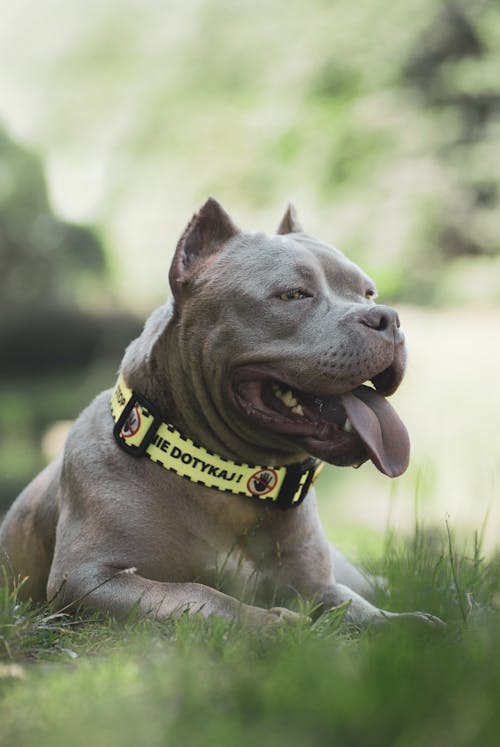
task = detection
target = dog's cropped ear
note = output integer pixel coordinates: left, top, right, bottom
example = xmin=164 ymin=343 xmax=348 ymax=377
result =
xmin=169 ymin=197 xmax=240 ymax=304
xmin=276 ymin=203 xmax=303 ymax=235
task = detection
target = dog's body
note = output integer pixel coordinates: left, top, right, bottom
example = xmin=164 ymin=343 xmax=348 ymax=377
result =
xmin=0 ymin=200 xmax=439 ymax=627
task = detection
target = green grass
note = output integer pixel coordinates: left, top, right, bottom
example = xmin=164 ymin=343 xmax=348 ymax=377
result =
xmin=1 ymin=527 xmax=500 ymax=747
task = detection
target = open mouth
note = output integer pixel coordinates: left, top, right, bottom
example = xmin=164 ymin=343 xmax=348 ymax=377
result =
xmin=231 ymin=366 xmax=410 ymax=478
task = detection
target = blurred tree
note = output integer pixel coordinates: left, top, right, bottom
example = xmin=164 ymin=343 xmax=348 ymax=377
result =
xmin=0 ymin=127 xmax=142 ymax=510
xmin=404 ymin=1 xmax=500 ymax=262
xmin=0 ymin=127 xmax=106 ymax=308
xmin=0 ymin=126 xmax=141 ymax=375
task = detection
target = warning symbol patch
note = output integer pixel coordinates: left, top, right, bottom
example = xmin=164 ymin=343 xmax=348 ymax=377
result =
xmin=246 ymin=468 xmax=278 ymax=497
xmin=120 ymin=406 xmax=141 ymax=439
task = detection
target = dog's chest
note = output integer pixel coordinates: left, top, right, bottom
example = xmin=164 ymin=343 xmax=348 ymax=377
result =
xmin=175 ymin=497 xmax=278 ymax=595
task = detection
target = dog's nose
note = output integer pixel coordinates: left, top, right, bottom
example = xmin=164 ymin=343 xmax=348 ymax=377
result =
xmin=360 ymin=305 xmax=400 ymax=337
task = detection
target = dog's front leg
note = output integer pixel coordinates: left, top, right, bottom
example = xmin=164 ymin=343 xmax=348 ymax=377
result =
xmin=268 ymin=501 xmax=443 ymax=628
xmin=313 ymin=583 xmax=444 ymax=628
xmin=47 ymin=567 xmax=299 ymax=628
xmin=328 ymin=543 xmax=386 ymax=602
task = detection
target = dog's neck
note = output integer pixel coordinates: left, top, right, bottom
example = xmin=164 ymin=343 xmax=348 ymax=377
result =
xmin=110 ymin=374 xmax=322 ymax=509
xmin=120 ymin=303 xmax=307 ymax=466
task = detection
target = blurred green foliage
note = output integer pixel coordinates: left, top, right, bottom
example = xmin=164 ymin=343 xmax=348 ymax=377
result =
xmin=0 ymin=0 xmax=499 ymax=304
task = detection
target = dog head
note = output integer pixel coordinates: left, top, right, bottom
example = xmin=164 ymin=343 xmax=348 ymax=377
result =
xmin=161 ymin=198 xmax=409 ymax=477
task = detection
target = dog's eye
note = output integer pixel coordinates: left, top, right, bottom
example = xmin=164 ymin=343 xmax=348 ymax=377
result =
xmin=365 ymin=287 xmax=377 ymax=301
xmin=279 ymin=289 xmax=308 ymax=301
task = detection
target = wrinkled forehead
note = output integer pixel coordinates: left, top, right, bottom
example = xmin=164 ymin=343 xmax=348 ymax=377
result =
xmin=210 ymin=232 xmax=374 ymax=294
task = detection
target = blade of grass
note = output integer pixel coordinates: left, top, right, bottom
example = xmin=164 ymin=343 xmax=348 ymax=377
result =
xmin=445 ymin=515 xmax=467 ymax=623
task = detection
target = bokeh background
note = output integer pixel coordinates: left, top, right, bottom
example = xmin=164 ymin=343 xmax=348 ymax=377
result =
xmin=1 ymin=0 xmax=499 ymax=557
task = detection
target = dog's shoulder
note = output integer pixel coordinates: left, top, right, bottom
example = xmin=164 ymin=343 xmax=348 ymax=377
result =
xmin=62 ymin=390 xmax=123 ymax=481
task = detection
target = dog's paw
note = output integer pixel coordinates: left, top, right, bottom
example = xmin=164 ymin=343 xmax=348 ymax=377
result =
xmin=240 ymin=604 xmax=302 ymax=628
xmin=266 ymin=606 xmax=303 ymax=624
xmin=381 ymin=610 xmax=446 ymax=628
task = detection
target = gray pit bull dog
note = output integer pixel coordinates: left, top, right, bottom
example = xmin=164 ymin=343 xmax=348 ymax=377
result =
xmin=0 ymin=199 xmax=441 ymax=628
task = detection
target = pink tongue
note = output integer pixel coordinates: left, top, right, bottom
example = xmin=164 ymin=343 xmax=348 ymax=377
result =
xmin=340 ymin=386 xmax=410 ymax=477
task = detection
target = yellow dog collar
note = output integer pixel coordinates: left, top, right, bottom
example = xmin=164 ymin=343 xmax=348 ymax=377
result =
xmin=110 ymin=375 xmax=323 ymax=509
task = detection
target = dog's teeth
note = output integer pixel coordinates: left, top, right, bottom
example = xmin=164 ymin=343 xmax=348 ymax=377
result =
xmin=273 ymin=386 xmax=299 ymax=409
xmin=344 ymin=418 xmax=353 ymax=433
xmin=291 ymin=404 xmax=304 ymax=416
xmin=282 ymin=390 xmax=298 ymax=408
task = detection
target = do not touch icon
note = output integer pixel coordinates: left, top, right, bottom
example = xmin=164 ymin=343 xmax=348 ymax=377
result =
xmin=246 ymin=468 xmax=278 ymax=497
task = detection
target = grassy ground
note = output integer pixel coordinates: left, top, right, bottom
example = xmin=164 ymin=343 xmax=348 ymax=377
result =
xmin=1 ymin=526 xmax=499 ymax=747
